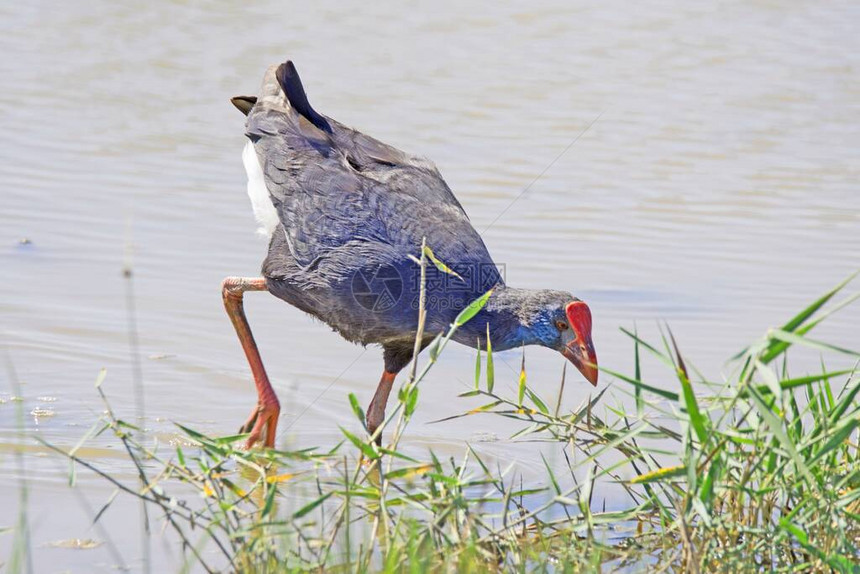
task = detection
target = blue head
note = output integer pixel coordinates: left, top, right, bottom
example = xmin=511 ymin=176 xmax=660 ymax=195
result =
xmin=466 ymin=287 xmax=598 ymax=386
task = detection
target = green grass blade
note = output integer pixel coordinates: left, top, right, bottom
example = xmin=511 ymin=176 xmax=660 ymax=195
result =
xmin=781 ymin=271 xmax=857 ymax=333
xmin=339 ymin=426 xmax=379 ymax=460
xmin=599 ymin=365 xmax=680 ymax=402
xmin=769 ymin=329 xmax=860 ymax=359
xmin=485 ymin=323 xmax=494 ymax=394
xmin=517 ymin=349 xmax=526 ymax=407
xmin=348 ymin=393 xmax=367 ymax=430
xmin=828 ymin=377 xmax=860 ymax=426
xmin=669 ymin=329 xmax=708 ymax=444
xmin=630 ymin=464 xmax=686 ymax=484
xmin=746 ymin=385 xmax=815 ymax=484
xmin=454 ymin=289 xmax=493 ymax=327
xmin=422 ymin=244 xmax=463 ymax=280
xmin=758 ymin=273 xmax=858 ymax=364
xmin=293 ymin=492 xmax=333 ymax=519
xmin=619 ymin=327 xmax=676 ymax=371
xmin=740 ymin=369 xmax=856 ymax=397
xmin=807 ymin=418 xmax=858 ymax=467
xmin=525 ymin=388 xmax=549 ymax=414
xmin=474 ymin=338 xmax=481 ymax=390
xmin=634 ymin=324 xmax=643 ymax=418
xmin=540 ymin=453 xmax=561 ymax=495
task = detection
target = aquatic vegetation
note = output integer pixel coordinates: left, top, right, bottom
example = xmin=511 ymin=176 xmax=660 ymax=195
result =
xmin=37 ymin=272 xmax=860 ymax=572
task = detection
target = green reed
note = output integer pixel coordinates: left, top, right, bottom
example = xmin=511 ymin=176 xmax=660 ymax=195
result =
xmin=39 ymin=269 xmax=860 ymax=573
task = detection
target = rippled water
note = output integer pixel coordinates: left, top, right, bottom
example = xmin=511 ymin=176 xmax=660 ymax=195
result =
xmin=2 ymin=0 xmax=858 ymax=570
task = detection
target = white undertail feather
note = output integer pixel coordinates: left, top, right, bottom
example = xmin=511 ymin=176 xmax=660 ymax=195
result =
xmin=242 ymin=140 xmax=279 ymax=237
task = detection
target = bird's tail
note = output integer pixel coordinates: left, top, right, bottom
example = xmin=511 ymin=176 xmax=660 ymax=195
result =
xmin=241 ymin=59 xmax=411 ymax=170
xmin=235 ymin=60 xmax=333 ymax=134
xmin=275 ymin=61 xmax=332 ymax=134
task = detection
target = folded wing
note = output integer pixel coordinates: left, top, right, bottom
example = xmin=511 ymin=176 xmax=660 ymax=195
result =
xmin=243 ymin=61 xmax=482 ymax=274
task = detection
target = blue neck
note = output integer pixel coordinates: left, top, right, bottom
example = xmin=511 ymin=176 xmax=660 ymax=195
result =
xmin=452 ymin=286 xmax=544 ymax=351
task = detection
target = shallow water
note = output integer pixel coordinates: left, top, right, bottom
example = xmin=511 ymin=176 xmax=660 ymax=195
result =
xmin=1 ymin=0 xmax=858 ymax=570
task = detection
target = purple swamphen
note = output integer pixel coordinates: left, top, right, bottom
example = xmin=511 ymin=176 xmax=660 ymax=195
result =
xmin=223 ymin=61 xmax=598 ymax=448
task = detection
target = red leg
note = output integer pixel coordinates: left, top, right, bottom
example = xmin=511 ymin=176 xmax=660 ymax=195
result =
xmin=367 ymin=370 xmax=397 ymax=445
xmin=221 ymin=277 xmax=280 ymax=449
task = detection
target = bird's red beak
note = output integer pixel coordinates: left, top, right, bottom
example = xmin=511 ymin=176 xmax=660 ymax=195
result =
xmin=561 ymin=301 xmax=598 ymax=386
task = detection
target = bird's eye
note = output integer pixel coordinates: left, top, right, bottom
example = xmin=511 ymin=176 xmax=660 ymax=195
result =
xmin=556 ymin=321 xmax=569 ymax=331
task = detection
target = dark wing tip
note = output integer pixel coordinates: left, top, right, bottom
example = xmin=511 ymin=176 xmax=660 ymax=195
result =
xmin=230 ymin=95 xmax=257 ymax=116
xmin=276 ymin=60 xmax=332 ymax=133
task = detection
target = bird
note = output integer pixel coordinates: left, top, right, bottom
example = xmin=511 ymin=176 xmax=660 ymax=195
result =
xmin=222 ymin=60 xmax=598 ymax=449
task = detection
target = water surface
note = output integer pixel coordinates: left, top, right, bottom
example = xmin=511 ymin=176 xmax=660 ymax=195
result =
xmin=1 ymin=1 xmax=858 ymax=571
